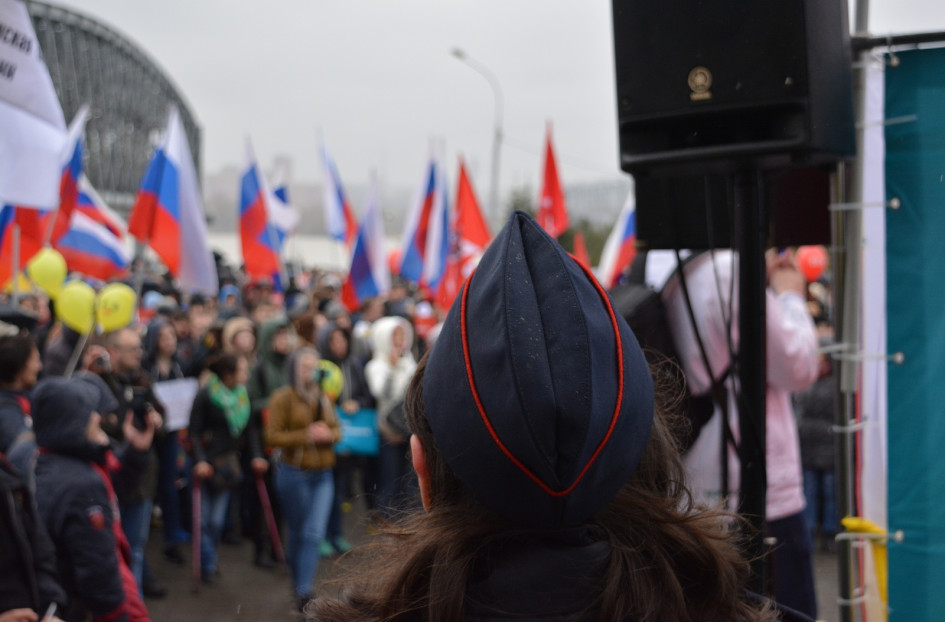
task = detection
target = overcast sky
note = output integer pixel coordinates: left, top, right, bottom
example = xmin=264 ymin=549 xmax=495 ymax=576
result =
xmin=53 ymin=0 xmax=945 ymax=203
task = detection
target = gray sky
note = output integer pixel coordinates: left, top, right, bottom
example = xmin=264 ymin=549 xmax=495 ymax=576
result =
xmin=54 ymin=0 xmax=945 ymax=204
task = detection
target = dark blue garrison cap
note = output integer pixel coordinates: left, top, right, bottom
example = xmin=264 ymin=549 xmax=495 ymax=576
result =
xmin=423 ymin=211 xmax=654 ymax=527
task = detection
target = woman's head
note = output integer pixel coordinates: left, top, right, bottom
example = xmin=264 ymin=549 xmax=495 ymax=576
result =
xmin=371 ymin=316 xmax=413 ymax=361
xmin=286 ymin=346 xmax=321 ymax=396
xmin=419 ymin=211 xmax=654 ymax=527
xmin=156 ymin=323 xmax=177 ymax=357
xmin=222 ymin=316 xmax=255 ymax=355
xmin=328 ymin=327 xmax=349 ymax=360
xmin=207 ymin=353 xmax=247 ymax=388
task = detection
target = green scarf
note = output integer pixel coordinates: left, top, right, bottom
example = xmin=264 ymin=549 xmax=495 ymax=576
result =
xmin=207 ymin=373 xmax=250 ymax=438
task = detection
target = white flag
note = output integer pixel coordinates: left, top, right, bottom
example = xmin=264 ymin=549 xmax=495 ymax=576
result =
xmin=0 ymin=0 xmax=67 ymax=207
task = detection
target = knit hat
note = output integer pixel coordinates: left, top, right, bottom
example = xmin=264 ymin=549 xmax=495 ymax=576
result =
xmin=423 ymin=211 xmax=654 ymax=527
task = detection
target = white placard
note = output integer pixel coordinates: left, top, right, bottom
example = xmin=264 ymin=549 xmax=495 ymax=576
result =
xmin=152 ymin=378 xmax=199 ymax=432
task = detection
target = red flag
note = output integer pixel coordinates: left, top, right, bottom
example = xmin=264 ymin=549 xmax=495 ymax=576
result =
xmin=571 ymin=230 xmax=591 ymax=270
xmin=537 ymin=124 xmax=569 ymax=239
xmin=0 ymin=206 xmax=46 ymax=287
xmin=436 ymin=159 xmax=492 ymax=311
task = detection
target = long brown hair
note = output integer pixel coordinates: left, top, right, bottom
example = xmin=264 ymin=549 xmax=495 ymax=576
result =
xmin=308 ymin=354 xmax=777 ymax=622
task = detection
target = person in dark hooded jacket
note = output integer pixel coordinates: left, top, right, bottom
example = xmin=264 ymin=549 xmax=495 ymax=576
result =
xmin=32 ymin=377 xmax=155 ymax=622
xmin=0 ymin=450 xmax=66 ymax=621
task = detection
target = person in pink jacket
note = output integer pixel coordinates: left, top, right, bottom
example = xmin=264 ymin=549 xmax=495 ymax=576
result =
xmin=647 ymin=248 xmax=821 ymax=617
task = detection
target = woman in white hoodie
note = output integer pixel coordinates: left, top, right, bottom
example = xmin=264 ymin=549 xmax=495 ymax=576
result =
xmin=364 ymin=316 xmax=416 ymax=517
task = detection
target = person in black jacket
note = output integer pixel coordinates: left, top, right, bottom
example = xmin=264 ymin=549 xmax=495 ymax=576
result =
xmin=189 ymin=353 xmax=267 ymax=583
xmin=0 ymin=451 xmax=65 ymax=622
xmin=32 ymin=377 xmax=154 ymax=622
xmin=0 ymin=334 xmax=43 ymax=488
xmin=308 ymin=212 xmax=813 ymax=622
xmin=99 ymin=327 xmax=167 ymax=599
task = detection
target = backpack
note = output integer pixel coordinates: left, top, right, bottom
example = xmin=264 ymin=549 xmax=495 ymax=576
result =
xmin=609 ymin=251 xmax=718 ymax=453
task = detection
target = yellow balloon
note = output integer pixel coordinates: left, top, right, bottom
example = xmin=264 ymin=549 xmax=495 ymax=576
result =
xmin=55 ymin=281 xmax=96 ymax=334
xmin=318 ymin=359 xmax=344 ymax=402
xmin=96 ymin=283 xmax=137 ymax=333
xmin=26 ymin=248 xmax=67 ymax=298
xmin=3 ymin=272 xmax=36 ymax=295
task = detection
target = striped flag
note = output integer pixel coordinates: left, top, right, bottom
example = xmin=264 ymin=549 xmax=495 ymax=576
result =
xmin=128 ymin=106 xmax=217 ymax=294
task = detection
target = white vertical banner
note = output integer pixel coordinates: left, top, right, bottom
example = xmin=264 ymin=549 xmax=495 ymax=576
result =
xmin=859 ymin=55 xmax=888 ymax=622
xmin=0 ymin=0 xmax=67 ymax=207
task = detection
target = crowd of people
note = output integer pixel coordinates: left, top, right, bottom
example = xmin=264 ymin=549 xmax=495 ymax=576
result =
xmin=0 ymin=212 xmax=840 ymax=621
xmin=0 ymin=263 xmax=436 ymax=620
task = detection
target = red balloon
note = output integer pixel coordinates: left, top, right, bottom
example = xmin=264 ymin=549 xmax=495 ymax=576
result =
xmin=796 ymin=245 xmax=828 ymax=282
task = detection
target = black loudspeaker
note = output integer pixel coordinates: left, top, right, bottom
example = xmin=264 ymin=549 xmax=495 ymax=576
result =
xmin=634 ymin=166 xmax=832 ymax=250
xmin=612 ymin=0 xmax=855 ymax=172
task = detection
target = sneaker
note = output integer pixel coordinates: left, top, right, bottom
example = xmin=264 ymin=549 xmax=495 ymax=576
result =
xmin=297 ymin=594 xmax=314 ymax=613
xmin=142 ymin=577 xmax=168 ymax=598
xmin=254 ymin=551 xmax=277 ymax=569
xmin=201 ymin=568 xmax=220 ymax=584
xmin=163 ymin=545 xmax=185 ymax=565
xmin=331 ymin=537 xmax=352 ymax=554
xmin=319 ymin=540 xmax=336 ymax=557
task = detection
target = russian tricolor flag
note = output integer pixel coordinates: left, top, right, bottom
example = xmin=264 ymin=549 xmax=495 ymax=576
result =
xmin=46 ymin=105 xmax=90 ymax=245
xmin=74 ymin=175 xmax=126 ymax=239
xmin=320 ymin=141 xmax=358 ymax=248
xmin=240 ymin=143 xmax=290 ymax=281
xmin=597 ymin=191 xmax=637 ymax=289
xmin=342 ymin=179 xmax=390 ymax=311
xmin=54 ymin=182 xmax=130 ymax=282
xmin=400 ymin=149 xmax=449 ymax=291
xmin=267 ymin=182 xmax=300 ymax=255
xmin=128 ymin=106 xmax=217 ymax=294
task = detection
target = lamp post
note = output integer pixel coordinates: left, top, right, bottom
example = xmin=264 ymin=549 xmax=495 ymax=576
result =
xmin=451 ymin=48 xmax=503 ymax=226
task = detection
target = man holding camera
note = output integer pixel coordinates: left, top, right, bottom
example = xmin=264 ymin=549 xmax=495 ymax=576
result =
xmin=99 ymin=327 xmax=167 ymax=600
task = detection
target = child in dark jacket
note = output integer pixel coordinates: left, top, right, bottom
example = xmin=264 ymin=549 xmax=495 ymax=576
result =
xmin=32 ymin=377 xmax=155 ymax=622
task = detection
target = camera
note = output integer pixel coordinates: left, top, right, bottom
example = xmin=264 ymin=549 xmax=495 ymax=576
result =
xmin=127 ymin=387 xmax=152 ymax=431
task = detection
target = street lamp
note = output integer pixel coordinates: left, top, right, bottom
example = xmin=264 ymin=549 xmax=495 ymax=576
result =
xmin=451 ymin=47 xmax=503 ymax=227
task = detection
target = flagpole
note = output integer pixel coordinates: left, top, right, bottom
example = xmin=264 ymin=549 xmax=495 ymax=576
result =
xmin=451 ymin=48 xmax=503 ymax=229
xmin=11 ymin=224 xmax=21 ymax=306
xmin=41 ymin=206 xmax=59 ymax=248
xmin=265 ymin=222 xmax=289 ymax=290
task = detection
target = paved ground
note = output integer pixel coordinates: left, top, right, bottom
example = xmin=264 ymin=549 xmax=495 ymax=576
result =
xmin=141 ymin=505 xmax=849 ymax=622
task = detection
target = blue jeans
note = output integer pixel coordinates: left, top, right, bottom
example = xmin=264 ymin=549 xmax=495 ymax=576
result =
xmin=119 ymin=499 xmax=153 ymax=593
xmin=275 ymin=464 xmax=334 ymax=598
xmin=156 ymin=431 xmax=190 ymax=545
xmin=803 ymin=468 xmax=838 ymax=538
xmin=199 ymin=483 xmax=232 ymax=574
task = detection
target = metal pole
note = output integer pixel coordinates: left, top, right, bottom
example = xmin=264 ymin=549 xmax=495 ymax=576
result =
xmin=734 ymin=167 xmax=769 ymax=594
xmin=451 ymin=48 xmax=503 ymax=227
xmin=11 ymin=224 xmax=21 ymax=307
xmin=833 ymin=1 xmax=870 ymax=619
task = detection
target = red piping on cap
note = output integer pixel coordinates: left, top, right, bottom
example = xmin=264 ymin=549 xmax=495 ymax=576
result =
xmin=460 ymin=264 xmax=625 ymax=498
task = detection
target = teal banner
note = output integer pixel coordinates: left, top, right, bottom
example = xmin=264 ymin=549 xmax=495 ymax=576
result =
xmin=886 ymin=46 xmax=945 ymax=621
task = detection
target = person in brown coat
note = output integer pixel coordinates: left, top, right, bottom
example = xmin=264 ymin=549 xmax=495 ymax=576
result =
xmin=265 ymin=346 xmax=340 ymax=611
